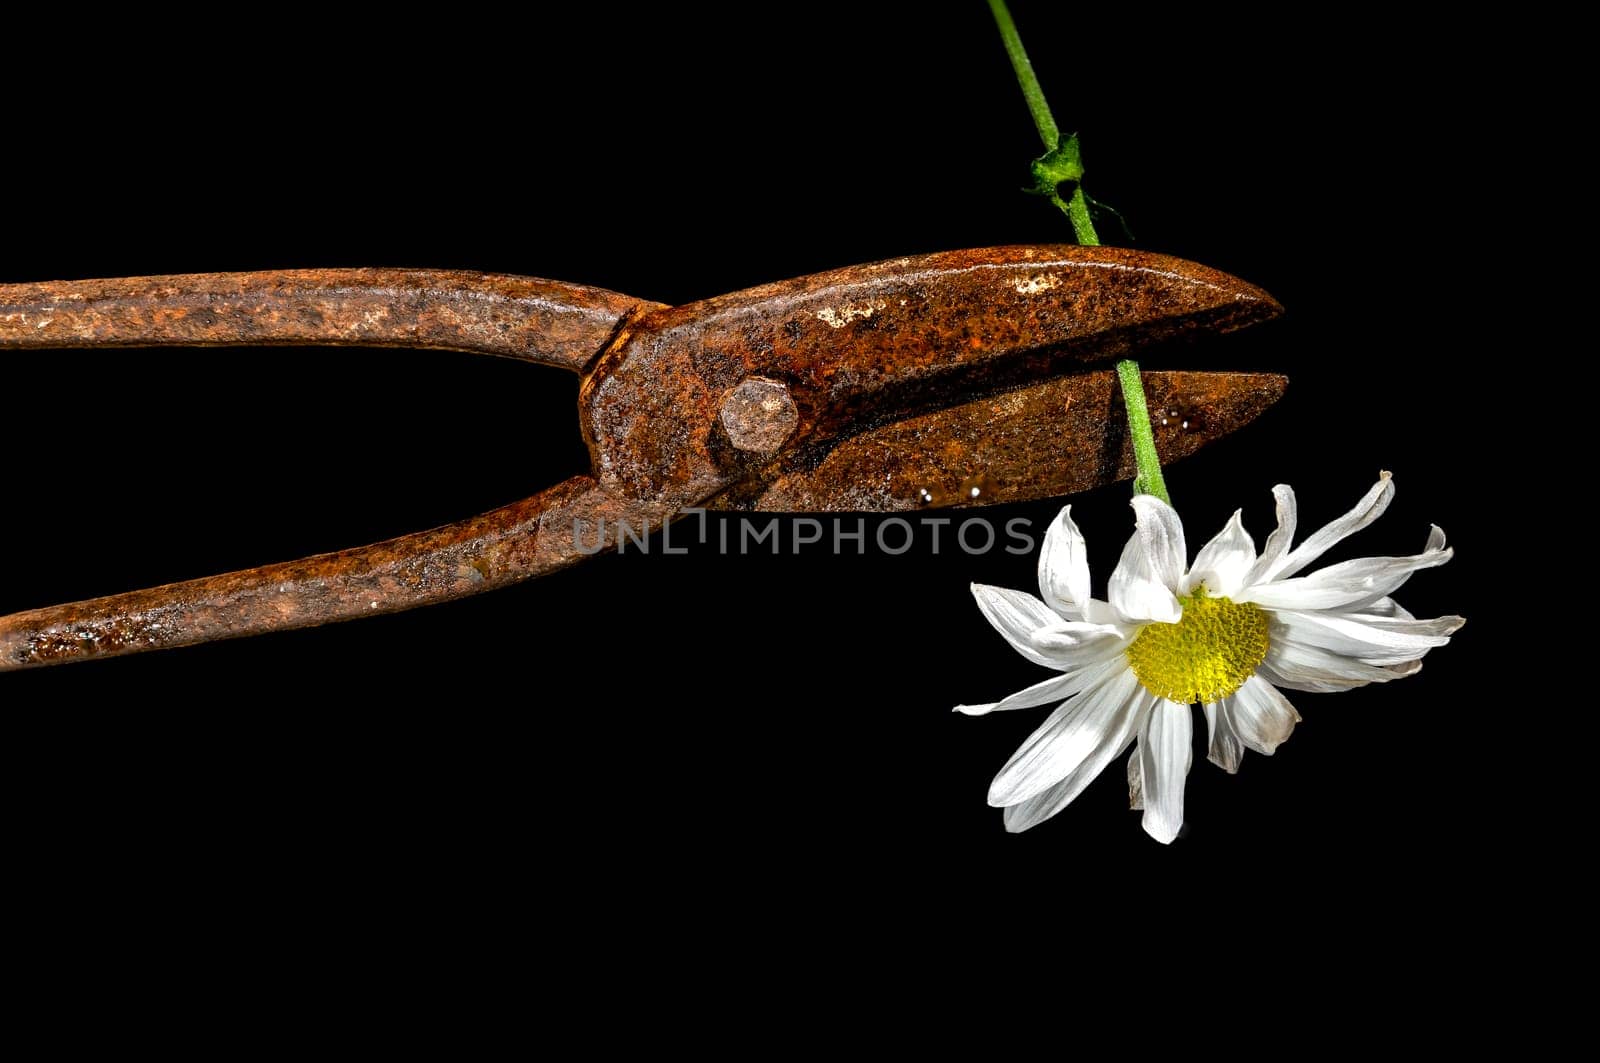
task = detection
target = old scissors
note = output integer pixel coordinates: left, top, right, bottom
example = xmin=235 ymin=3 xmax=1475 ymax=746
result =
xmin=0 ymin=245 xmax=1282 ymax=670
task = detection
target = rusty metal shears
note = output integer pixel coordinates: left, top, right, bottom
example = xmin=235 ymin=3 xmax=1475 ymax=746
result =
xmin=0 ymin=245 xmax=1283 ymax=670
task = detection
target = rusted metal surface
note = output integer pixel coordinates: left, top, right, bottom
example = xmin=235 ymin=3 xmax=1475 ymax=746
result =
xmin=584 ymin=245 xmax=1279 ymax=504
xmin=725 ymin=370 xmax=1287 ymax=512
xmin=0 ymin=269 xmax=658 ymax=371
xmin=0 ymin=479 xmax=677 ymax=669
xmin=0 ymin=245 xmax=1283 ymax=670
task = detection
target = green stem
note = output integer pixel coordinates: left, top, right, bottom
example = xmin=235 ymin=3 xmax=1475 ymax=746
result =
xmin=1051 ymin=191 xmax=1099 ymax=246
xmin=987 ymin=0 xmax=1100 ymax=246
xmin=987 ymin=0 xmax=1058 ymax=149
xmin=1115 ymin=359 xmax=1170 ymax=505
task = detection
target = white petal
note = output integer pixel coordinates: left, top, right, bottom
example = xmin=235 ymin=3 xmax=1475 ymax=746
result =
xmin=1258 ymin=659 xmax=1421 ymax=694
xmin=1226 ymin=675 xmax=1301 ymax=755
xmin=1126 ymin=740 xmax=1144 ymax=809
xmin=1140 ymin=700 xmax=1193 ymax=844
xmin=970 ymin=583 xmax=1067 ymax=668
xmin=1271 ymin=609 xmax=1463 ymax=667
xmin=1243 ymin=484 xmax=1296 ymax=588
xmin=1259 ymin=472 xmax=1394 ymax=583
xmin=1184 ymin=509 xmax=1256 ymax=597
xmin=1107 ymin=499 xmax=1185 ymax=624
xmin=954 ymin=656 xmax=1118 ymax=716
xmin=1038 ymin=505 xmax=1092 ymax=620
xmin=1002 ymin=687 xmax=1153 ymax=832
xmin=1204 ymin=701 xmax=1244 ymax=773
xmin=988 ymin=665 xmax=1141 ymax=808
xmin=1240 ymin=526 xmax=1451 ymax=611
xmin=1030 ymin=619 xmax=1129 ymax=656
xmin=1340 ymin=610 xmax=1460 ymax=636
xmin=1261 ymin=640 xmax=1424 ymax=692
xmin=1132 ymin=495 xmax=1187 ymax=592
xmin=1080 ymin=597 xmax=1127 ymax=626
xmin=1346 ymin=596 xmax=1414 ymax=620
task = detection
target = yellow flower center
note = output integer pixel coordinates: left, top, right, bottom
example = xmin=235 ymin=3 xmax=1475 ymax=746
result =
xmin=1125 ymin=586 xmax=1269 ymax=704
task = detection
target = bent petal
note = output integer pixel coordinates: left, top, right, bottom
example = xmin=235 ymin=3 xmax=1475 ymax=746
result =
xmin=1240 ymin=526 xmax=1451 ymax=612
xmin=1204 ymin=701 xmax=1244 ymax=773
xmin=1272 ymin=609 xmax=1463 ymax=667
xmin=970 ymin=584 xmax=1066 ymax=668
xmin=1261 ymin=639 xmax=1424 ymax=692
xmin=989 ymin=666 xmax=1142 ymax=808
xmin=1185 ymin=509 xmax=1257 ymax=597
xmin=1244 ymin=484 xmax=1297 ymax=587
xmin=1140 ymin=700 xmax=1193 ymax=844
xmin=1227 ymin=676 xmax=1301 ymax=755
xmin=1258 ymin=472 xmax=1394 ymax=583
xmin=1038 ymin=506 xmax=1092 ymax=620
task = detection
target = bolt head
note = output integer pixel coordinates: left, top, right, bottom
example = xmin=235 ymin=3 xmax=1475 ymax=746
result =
xmin=719 ymin=378 xmax=799 ymax=455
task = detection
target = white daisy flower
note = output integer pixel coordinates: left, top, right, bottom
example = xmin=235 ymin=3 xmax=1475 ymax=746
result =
xmin=958 ymin=473 xmax=1462 ymax=844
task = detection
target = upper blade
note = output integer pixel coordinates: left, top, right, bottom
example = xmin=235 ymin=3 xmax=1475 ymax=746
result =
xmin=656 ymin=244 xmax=1278 ymax=436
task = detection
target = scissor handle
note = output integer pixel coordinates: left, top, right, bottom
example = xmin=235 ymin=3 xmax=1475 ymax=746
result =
xmin=0 ymin=267 xmax=675 ymax=668
xmin=0 ymin=476 xmax=679 ymax=670
xmin=0 ymin=268 xmax=657 ymax=372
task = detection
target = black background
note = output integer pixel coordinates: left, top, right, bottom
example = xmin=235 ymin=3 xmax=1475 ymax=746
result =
xmin=3 ymin=5 xmax=1516 ymax=954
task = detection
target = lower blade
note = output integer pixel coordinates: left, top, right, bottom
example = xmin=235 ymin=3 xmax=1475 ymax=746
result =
xmin=716 ymin=371 xmax=1286 ymax=512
